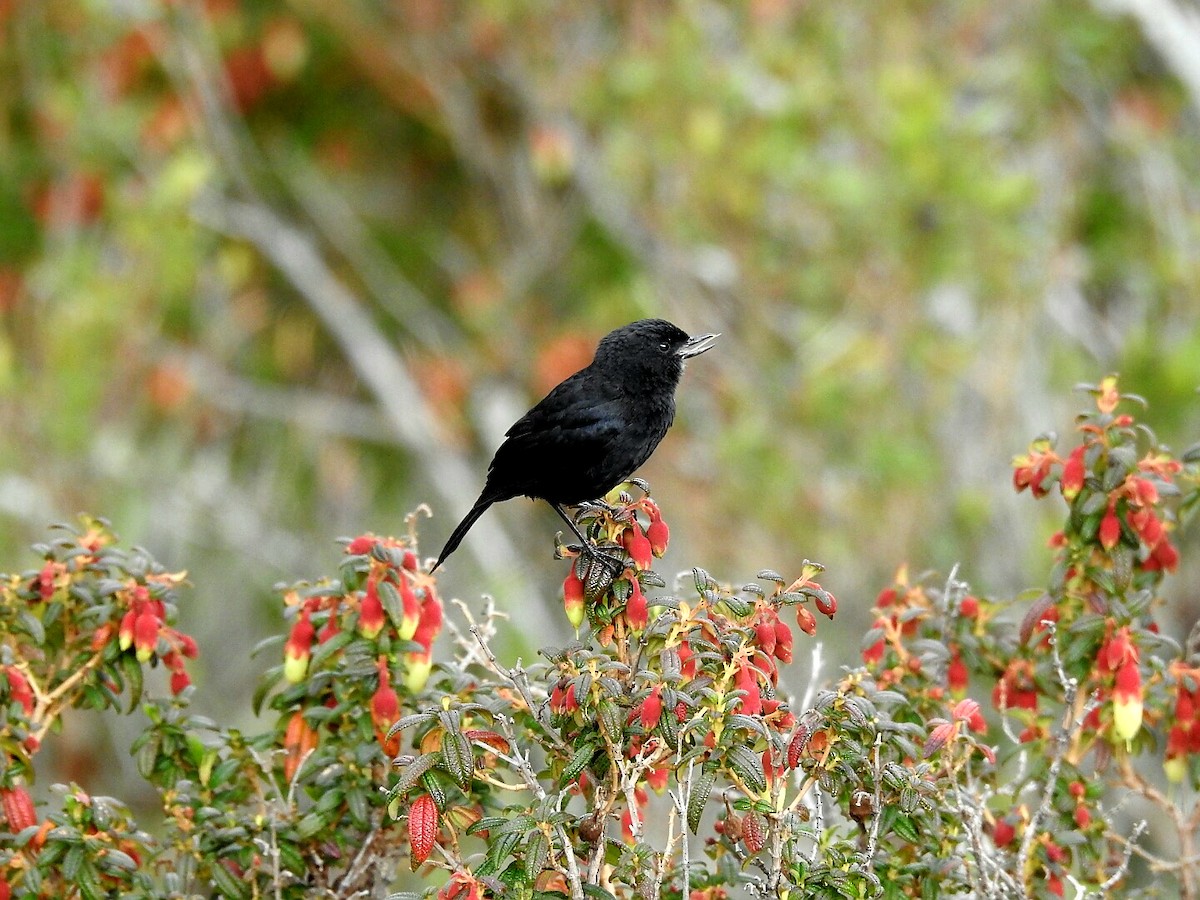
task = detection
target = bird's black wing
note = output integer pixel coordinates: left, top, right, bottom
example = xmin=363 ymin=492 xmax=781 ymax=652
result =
xmin=486 ymin=378 xmax=632 ymax=505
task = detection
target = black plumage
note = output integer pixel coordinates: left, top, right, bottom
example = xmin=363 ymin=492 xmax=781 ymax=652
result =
xmin=431 ymin=319 xmax=718 ymax=571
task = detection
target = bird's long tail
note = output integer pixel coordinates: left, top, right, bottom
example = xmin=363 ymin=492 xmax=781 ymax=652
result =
xmin=431 ymin=497 xmax=494 ymax=572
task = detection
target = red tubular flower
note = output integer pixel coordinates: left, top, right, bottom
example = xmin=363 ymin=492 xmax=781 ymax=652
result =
xmin=550 ymin=681 xmax=579 ymax=715
xmin=1060 ymin=446 xmax=1085 ymax=501
xmin=639 ymin=685 xmax=663 ymax=729
xmin=372 ymin=657 xmax=402 ymax=754
xmin=562 ymin=568 xmax=585 ymax=629
xmin=346 ymin=534 xmax=375 ymax=555
xmin=992 ymin=660 xmax=1038 ymax=711
xmin=1096 ymin=375 xmax=1119 ymax=414
xmin=5 ymin=668 xmax=34 ymax=717
xmin=814 ymin=590 xmax=837 ymax=619
xmin=398 ymin=577 xmax=421 ymax=641
xmin=359 ymin=576 xmax=386 ymax=639
xmin=283 ymin=711 xmax=318 ymax=781
xmin=413 ymin=593 xmax=443 ymax=647
xmin=317 ymin=614 xmax=340 ymax=644
xmin=169 ymin=670 xmax=191 ymax=695
xmin=118 ymin=609 xmax=137 ymax=651
xmin=735 ymin=665 xmax=762 ymax=717
xmin=773 ymin=619 xmax=793 ymax=664
xmin=795 ymin=605 xmax=816 ymax=636
xmin=622 ymin=523 xmax=653 ymax=570
xmin=1099 ymin=504 xmax=1121 ymax=550
xmin=625 ymin=577 xmax=648 ymax=630
xmin=178 ymin=633 xmax=199 ymax=658
xmin=620 ymin=787 xmax=649 ymax=843
xmin=284 ymin=608 xmax=316 ymax=683
xmin=677 ymin=642 xmax=697 ymax=679
xmin=133 ymin=610 xmax=160 ymax=663
xmin=1112 ymin=659 xmax=1143 ymax=743
xmin=1146 ymin=538 xmax=1179 ymax=573
xmin=646 ymin=508 xmax=670 ymax=557
xmin=1130 ymin=476 xmax=1159 ymax=506
xmin=992 ymin=816 xmax=1015 ymax=848
xmin=36 ymin=561 xmax=59 ymax=601
xmin=403 ymin=649 xmax=433 ymax=693
xmin=404 ymin=597 xmax=443 ymax=693
xmin=1165 ymin=723 xmax=1189 ymax=783
xmin=863 ymin=618 xmax=887 ymax=665
xmin=646 ymin=766 xmax=669 ymax=792
xmin=947 ymin=649 xmax=969 ymax=697
xmin=438 ymin=872 xmax=485 ymax=900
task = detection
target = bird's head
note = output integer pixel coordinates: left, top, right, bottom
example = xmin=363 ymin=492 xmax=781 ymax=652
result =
xmin=593 ymin=319 xmax=719 ymax=384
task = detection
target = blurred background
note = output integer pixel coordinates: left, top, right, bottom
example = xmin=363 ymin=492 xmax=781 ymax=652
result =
xmin=2 ymin=0 xmax=1199 ymax=801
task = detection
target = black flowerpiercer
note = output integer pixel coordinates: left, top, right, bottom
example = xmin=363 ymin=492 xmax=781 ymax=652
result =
xmin=431 ymin=319 xmax=718 ymax=571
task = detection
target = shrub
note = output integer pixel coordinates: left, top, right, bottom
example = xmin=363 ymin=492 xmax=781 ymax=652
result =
xmin=0 ymin=376 xmax=1197 ymax=898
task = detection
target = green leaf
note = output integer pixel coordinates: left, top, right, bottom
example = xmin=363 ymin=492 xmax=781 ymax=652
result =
xmin=18 ymin=609 xmax=45 ymax=645
xmin=468 ymin=816 xmax=511 ymax=835
xmin=378 ymin=579 xmax=404 ymax=629
xmin=135 ymin=731 xmax=161 ymax=780
xmin=76 ymin=875 xmax=106 ymax=900
xmin=388 ymin=712 xmax=435 ymax=740
xmin=726 ymin=744 xmax=766 ymax=794
xmin=97 ymin=848 xmax=138 ymax=874
xmin=524 ymin=830 xmax=549 ymax=880
xmin=485 ymin=828 xmax=522 ymax=871
xmin=252 ymin=668 xmax=282 ymax=716
xmin=347 ymin=787 xmax=370 ymax=827
xmin=63 ymin=844 xmax=85 ymax=881
xmin=392 ymin=752 xmax=442 ymax=797
xmin=686 ymin=769 xmax=714 ymax=834
xmin=296 ymin=811 xmax=327 ymax=839
xmin=308 ymin=629 xmax=354 ymax=670
xmin=120 ymin=652 xmax=143 ymax=714
xmin=563 ymin=741 xmax=597 ymax=784
xmin=891 ymin=813 xmax=920 ymax=843
xmin=598 ymin=698 xmax=622 ymax=741
xmin=582 ymin=884 xmax=620 ymax=900
xmin=421 ymin=771 xmax=447 ymax=810
xmin=441 ymin=730 xmax=475 ymax=791
xmin=209 ymin=859 xmax=252 ymax=899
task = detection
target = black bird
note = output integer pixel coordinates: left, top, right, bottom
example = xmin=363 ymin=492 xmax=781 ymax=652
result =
xmin=431 ymin=319 xmax=718 ymax=571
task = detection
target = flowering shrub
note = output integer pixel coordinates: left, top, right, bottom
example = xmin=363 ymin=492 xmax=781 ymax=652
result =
xmin=0 ymin=377 xmax=1197 ymax=898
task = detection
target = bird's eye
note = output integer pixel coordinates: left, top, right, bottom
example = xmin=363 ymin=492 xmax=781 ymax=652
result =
xmin=659 ymin=342 xmax=670 ymax=351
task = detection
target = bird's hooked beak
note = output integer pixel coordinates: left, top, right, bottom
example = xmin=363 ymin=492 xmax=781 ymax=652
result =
xmin=677 ymin=331 xmax=720 ymax=358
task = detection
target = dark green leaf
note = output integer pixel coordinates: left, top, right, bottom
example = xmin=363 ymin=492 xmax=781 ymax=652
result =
xmin=120 ymin=652 xmax=143 ymax=714
xmin=524 ymin=831 xmax=549 ymax=880
xmin=209 ymin=859 xmax=251 ymax=899
xmin=726 ymin=743 xmax=766 ymax=794
xmin=392 ymin=752 xmax=442 ymax=797
xmin=563 ymin=741 xmax=597 ymax=784
xmin=686 ymin=769 xmax=714 ymax=834
xmin=421 ymin=771 xmax=447 ymax=810
xmin=441 ymin=730 xmax=474 ymax=791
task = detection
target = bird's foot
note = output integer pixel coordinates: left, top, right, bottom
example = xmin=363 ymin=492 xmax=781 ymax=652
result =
xmin=557 ymin=537 xmax=626 ymax=579
xmin=582 ymin=542 xmax=626 ymax=578
xmin=576 ymin=499 xmax=622 ymax=518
